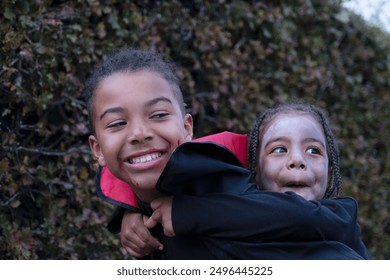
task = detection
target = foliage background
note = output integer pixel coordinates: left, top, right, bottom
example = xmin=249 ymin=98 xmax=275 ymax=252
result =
xmin=1 ymin=0 xmax=389 ymax=259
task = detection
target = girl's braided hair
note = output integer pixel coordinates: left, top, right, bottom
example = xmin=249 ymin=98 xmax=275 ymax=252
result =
xmin=247 ymin=101 xmax=342 ymax=198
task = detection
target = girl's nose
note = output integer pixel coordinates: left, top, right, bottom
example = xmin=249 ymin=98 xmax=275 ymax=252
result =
xmin=287 ymin=150 xmax=307 ymax=170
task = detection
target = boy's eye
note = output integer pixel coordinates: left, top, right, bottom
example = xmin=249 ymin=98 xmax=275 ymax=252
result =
xmin=107 ymin=121 xmax=127 ymax=128
xmin=151 ymin=112 xmax=169 ymax=119
xmin=271 ymin=147 xmax=287 ymax=153
xmin=306 ymin=147 xmax=321 ymax=155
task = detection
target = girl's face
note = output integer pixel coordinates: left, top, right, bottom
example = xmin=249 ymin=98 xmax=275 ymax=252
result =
xmin=255 ymin=112 xmax=328 ymax=200
xmin=89 ymin=70 xmax=193 ymax=203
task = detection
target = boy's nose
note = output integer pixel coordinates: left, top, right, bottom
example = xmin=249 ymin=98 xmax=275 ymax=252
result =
xmin=127 ymin=121 xmax=153 ymax=144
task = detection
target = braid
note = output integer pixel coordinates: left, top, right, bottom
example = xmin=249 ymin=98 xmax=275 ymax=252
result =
xmin=248 ymin=101 xmax=343 ymax=198
xmin=317 ymin=111 xmax=343 ymax=198
xmin=248 ymin=117 xmax=262 ymax=175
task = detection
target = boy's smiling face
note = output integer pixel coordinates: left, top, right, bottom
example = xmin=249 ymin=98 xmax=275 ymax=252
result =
xmin=89 ymin=70 xmax=193 ymax=202
xmin=256 ymin=112 xmax=329 ymax=200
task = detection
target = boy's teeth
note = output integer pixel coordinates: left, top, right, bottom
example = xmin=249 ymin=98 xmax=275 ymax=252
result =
xmin=130 ymin=153 xmax=162 ymax=164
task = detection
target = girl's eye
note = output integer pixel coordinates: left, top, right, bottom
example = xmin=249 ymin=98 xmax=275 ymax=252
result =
xmin=306 ymin=147 xmax=321 ymax=155
xmin=107 ymin=121 xmax=127 ymax=128
xmin=271 ymin=147 xmax=287 ymax=153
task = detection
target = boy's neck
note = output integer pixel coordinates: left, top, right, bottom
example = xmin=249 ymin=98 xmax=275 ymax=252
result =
xmin=135 ymin=189 xmax=164 ymax=204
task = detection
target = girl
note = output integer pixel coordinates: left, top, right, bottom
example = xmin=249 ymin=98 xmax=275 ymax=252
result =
xmin=143 ymin=102 xmax=370 ymax=259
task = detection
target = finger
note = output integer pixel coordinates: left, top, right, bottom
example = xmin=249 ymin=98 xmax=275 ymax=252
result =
xmin=163 ymin=227 xmax=175 ymax=237
xmin=121 ymin=222 xmax=160 ymax=253
xmin=150 ymin=197 xmax=163 ymax=211
xmin=144 ymin=210 xmax=161 ymax=230
xmin=136 ymin=225 xmax=164 ymax=251
xmin=122 ymin=245 xmax=148 ymax=259
xmin=161 ymin=215 xmax=175 ymax=237
xmin=130 ymin=228 xmax=163 ymax=250
xmin=121 ymin=232 xmax=154 ymax=256
xmin=122 ymin=237 xmax=159 ymax=257
xmin=134 ymin=216 xmax=164 ymax=250
xmin=144 ymin=216 xmax=157 ymax=229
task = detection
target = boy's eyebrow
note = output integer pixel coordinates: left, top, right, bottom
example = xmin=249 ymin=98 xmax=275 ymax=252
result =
xmin=100 ymin=107 xmax=125 ymax=120
xmin=145 ymin=97 xmax=173 ymax=108
xmin=99 ymin=97 xmax=173 ymax=120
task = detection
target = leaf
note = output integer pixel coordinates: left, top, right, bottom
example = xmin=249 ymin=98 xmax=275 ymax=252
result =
xmin=3 ymin=7 xmax=16 ymax=21
xmin=334 ymin=10 xmax=350 ymax=23
xmin=10 ymin=199 xmax=21 ymax=208
xmin=0 ymin=158 xmax=10 ymax=172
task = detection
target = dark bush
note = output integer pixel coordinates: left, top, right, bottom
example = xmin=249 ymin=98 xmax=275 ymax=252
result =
xmin=1 ymin=0 xmax=389 ymax=259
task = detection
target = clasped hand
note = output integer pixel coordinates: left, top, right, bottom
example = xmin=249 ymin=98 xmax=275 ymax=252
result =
xmin=120 ymin=196 xmax=174 ymax=258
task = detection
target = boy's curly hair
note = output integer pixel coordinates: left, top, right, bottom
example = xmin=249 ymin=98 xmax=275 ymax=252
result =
xmin=247 ymin=101 xmax=342 ymax=198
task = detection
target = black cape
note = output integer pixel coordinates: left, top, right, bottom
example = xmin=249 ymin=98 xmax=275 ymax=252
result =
xmin=105 ymin=142 xmax=371 ymax=259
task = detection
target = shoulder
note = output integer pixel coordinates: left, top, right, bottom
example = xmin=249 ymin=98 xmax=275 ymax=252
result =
xmin=194 ymin=131 xmax=247 ymax=144
xmin=321 ymin=196 xmax=359 ymax=217
xmin=193 ymin=131 xmax=248 ymax=167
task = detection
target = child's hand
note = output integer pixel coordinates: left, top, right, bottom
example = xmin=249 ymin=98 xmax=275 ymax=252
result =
xmin=145 ymin=196 xmax=175 ymax=237
xmin=120 ymin=210 xmax=163 ymax=258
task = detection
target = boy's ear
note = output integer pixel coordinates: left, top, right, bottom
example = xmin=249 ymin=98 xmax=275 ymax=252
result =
xmin=183 ymin=113 xmax=194 ymax=141
xmin=88 ymin=135 xmax=106 ymax=166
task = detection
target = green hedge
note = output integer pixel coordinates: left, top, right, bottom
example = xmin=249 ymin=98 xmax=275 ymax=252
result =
xmin=1 ymin=0 xmax=389 ymax=259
